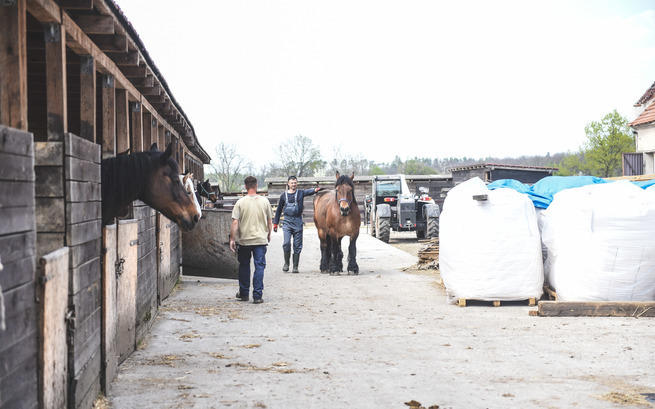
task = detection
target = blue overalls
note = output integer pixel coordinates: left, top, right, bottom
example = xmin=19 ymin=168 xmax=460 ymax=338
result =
xmin=282 ymin=191 xmax=304 ymax=254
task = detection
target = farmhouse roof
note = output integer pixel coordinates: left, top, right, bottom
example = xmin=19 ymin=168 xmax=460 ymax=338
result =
xmin=630 ymin=100 xmax=655 ymax=127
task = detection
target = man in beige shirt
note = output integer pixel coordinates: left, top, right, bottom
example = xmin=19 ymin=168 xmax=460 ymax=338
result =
xmin=230 ymin=176 xmax=273 ymax=303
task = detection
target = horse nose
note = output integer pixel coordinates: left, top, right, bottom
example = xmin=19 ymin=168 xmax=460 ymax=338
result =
xmin=193 ymin=214 xmax=199 ymax=224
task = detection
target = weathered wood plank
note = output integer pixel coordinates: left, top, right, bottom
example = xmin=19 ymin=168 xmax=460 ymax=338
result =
xmin=69 ymin=238 xmax=101 ymax=269
xmin=0 ymin=126 xmax=32 ymax=156
xmin=115 ymin=88 xmax=129 ymax=154
xmin=0 ymin=329 xmax=37 ymax=379
xmin=44 ymin=22 xmax=67 ymax=141
xmin=0 ymin=152 xmax=34 ymax=181
xmin=0 ymin=1 xmax=28 ymax=130
xmin=537 ymin=301 xmax=655 ymax=317
xmin=101 ymin=74 xmax=115 ymax=160
xmin=70 ymin=256 xmax=100 ymax=296
xmin=0 ymin=230 xmax=35 ymax=263
xmin=35 ymin=166 xmax=63 ymax=197
xmin=66 ymin=219 xmax=101 ymax=247
xmin=59 ymin=0 xmax=93 ymax=9
xmin=34 ymin=141 xmax=62 ymax=166
xmin=66 ymin=200 xmax=101 ymax=225
xmin=0 ymin=282 xmax=36 ymax=353
xmin=79 ymin=55 xmax=96 ymax=143
xmin=0 ymin=255 xmax=35 ymax=293
xmin=70 ymin=350 xmax=100 ymax=409
xmin=38 ymin=247 xmax=69 ymax=409
xmin=64 ymin=155 xmax=100 ymax=183
xmin=0 ymin=348 xmax=38 ymax=409
xmin=70 ymin=280 xmax=100 ymax=324
xmin=0 ymin=206 xmax=35 ymax=236
xmin=66 ymin=181 xmax=101 ymax=202
xmin=102 ymin=224 xmax=118 ymax=391
xmin=72 ymin=15 xmax=114 ymax=34
xmin=117 ymin=220 xmax=138 ymax=364
xmin=0 ymin=180 xmax=34 ymax=206
xmin=36 ymin=232 xmax=65 ymax=260
xmin=65 ymin=132 xmax=100 ymax=163
xmin=141 ymin=111 xmax=152 ymax=149
xmin=71 ymin=308 xmax=100 ymax=375
xmin=35 ymin=197 xmax=65 ymax=232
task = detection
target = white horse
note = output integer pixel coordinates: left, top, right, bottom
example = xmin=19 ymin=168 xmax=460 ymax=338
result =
xmin=180 ymin=173 xmax=202 ymax=220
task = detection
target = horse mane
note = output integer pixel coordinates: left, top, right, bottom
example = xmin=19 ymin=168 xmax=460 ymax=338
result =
xmin=335 ymin=175 xmax=356 ymax=205
xmin=101 ymin=151 xmax=158 ymax=215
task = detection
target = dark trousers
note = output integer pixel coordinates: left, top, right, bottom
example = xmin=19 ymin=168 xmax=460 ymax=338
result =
xmin=282 ymin=218 xmax=303 ymax=254
xmin=237 ymin=245 xmax=267 ymax=300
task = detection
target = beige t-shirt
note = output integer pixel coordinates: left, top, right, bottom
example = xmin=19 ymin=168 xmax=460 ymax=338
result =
xmin=232 ymin=195 xmax=273 ymax=246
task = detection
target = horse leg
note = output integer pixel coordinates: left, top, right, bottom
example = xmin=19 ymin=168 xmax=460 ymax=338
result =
xmin=320 ymin=234 xmax=330 ymax=273
xmin=336 ymin=237 xmax=344 ymax=272
xmin=328 ymin=235 xmax=339 ymax=275
xmin=347 ymin=236 xmax=359 ymax=274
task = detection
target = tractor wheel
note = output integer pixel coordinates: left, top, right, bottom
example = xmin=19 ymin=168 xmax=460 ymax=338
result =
xmin=427 ymin=216 xmax=439 ymax=239
xmin=376 ymin=215 xmax=390 ymax=243
xmin=370 ymin=214 xmax=376 ymax=237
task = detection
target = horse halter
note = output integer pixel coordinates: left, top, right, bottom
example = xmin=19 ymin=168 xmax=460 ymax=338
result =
xmin=197 ymin=181 xmax=213 ymax=198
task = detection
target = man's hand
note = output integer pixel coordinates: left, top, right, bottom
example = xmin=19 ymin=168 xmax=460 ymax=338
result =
xmin=315 ymin=187 xmax=320 ymax=192
xmin=229 ymin=239 xmax=236 ymax=253
xmin=267 ymin=231 xmax=271 ymax=243
xmin=273 ymin=224 xmax=278 ymax=232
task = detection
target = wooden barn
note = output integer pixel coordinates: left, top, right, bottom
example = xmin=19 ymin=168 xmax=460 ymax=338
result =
xmin=0 ymin=1 xmax=210 ymax=408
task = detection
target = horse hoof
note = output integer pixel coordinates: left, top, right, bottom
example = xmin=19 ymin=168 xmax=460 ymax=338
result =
xmin=321 ymin=270 xmax=329 ymax=274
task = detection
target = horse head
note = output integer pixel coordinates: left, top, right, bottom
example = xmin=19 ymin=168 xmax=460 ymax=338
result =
xmin=335 ymin=171 xmax=355 ymax=216
xmin=181 ymin=172 xmax=202 ymax=220
xmin=141 ymin=143 xmax=200 ymax=231
xmin=197 ymin=179 xmax=218 ymax=203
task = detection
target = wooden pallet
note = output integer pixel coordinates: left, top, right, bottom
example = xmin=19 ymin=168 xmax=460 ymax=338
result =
xmin=457 ymin=298 xmax=537 ymax=307
xmin=532 ymin=301 xmax=655 ymax=317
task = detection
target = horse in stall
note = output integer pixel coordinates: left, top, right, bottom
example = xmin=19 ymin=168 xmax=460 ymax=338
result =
xmin=196 ymin=179 xmax=219 ymax=205
xmin=313 ymin=171 xmax=361 ymax=275
xmin=101 ymin=143 xmax=200 ymax=230
xmin=180 ymin=172 xmax=202 ymax=219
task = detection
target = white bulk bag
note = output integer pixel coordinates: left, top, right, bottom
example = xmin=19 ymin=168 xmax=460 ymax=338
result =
xmin=541 ymin=181 xmax=655 ymax=301
xmin=440 ymin=178 xmax=544 ymax=302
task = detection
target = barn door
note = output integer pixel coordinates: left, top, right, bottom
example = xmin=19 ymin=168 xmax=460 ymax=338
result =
xmin=38 ymin=247 xmax=69 ymax=409
xmin=101 ymin=224 xmax=117 ymax=392
xmin=116 ymin=220 xmax=138 ymax=364
xmin=156 ymin=213 xmax=170 ymax=304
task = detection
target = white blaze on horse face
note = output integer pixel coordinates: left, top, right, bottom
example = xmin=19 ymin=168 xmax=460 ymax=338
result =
xmin=179 ymin=175 xmax=202 ymax=219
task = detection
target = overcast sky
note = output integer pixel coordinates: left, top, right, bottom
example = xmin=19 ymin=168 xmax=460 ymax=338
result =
xmin=115 ymin=0 xmax=655 ymax=168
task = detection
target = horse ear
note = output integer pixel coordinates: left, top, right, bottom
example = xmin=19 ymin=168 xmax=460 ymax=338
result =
xmin=150 ymin=143 xmax=159 ymax=152
xmin=160 ymin=143 xmax=173 ymax=164
xmin=205 ymin=179 xmax=209 ymax=184
xmin=335 ymin=171 xmax=340 ymax=180
xmin=183 ymin=173 xmax=190 ymax=184
xmin=350 ymin=171 xmax=355 ymax=180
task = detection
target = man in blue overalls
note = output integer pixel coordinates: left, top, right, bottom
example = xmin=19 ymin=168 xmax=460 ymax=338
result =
xmin=273 ymin=176 xmax=320 ymax=273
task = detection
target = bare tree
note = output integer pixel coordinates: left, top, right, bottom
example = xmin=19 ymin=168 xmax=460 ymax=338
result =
xmin=273 ymin=135 xmax=324 ymax=177
xmin=209 ymin=142 xmax=250 ymax=192
xmin=327 ymin=146 xmax=370 ymax=175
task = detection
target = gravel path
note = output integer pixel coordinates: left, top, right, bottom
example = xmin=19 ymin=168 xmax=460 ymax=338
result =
xmin=108 ymin=227 xmax=655 ymax=409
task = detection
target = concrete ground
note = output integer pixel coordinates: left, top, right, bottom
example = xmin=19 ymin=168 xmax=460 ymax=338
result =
xmin=108 ymin=227 xmax=655 ymax=409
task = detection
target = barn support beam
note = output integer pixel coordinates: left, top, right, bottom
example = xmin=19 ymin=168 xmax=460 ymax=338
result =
xmin=130 ymin=102 xmax=143 ymax=152
xmin=79 ymin=55 xmax=95 ymax=142
xmin=158 ymin=125 xmax=164 ymax=151
xmin=44 ymin=22 xmax=67 ymax=141
xmin=101 ymin=74 xmax=115 ymax=159
xmin=0 ymin=0 xmax=28 ymax=130
xmin=115 ymin=88 xmax=129 ymax=154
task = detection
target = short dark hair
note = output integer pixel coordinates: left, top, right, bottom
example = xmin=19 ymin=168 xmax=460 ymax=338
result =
xmin=244 ymin=176 xmax=257 ymax=190
xmin=287 ymin=175 xmax=297 ymax=181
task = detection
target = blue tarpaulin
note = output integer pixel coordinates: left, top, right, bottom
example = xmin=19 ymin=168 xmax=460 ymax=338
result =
xmin=487 ymin=176 xmax=654 ymax=208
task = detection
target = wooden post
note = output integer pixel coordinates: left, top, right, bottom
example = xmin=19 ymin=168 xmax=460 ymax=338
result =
xmin=102 ymin=224 xmax=117 ymax=392
xmin=141 ymin=111 xmax=151 ymax=150
xmin=158 ymin=124 xmax=164 ymax=151
xmin=116 ymin=220 xmax=138 ymax=363
xmin=115 ymin=88 xmax=128 ymax=154
xmin=0 ymin=0 xmax=28 ymax=130
xmin=130 ymin=101 xmax=142 ymax=152
xmin=150 ymin=117 xmax=158 ymax=150
xmin=79 ymin=55 xmax=96 ymax=142
xmin=44 ymin=22 xmax=67 ymax=141
xmin=101 ymin=74 xmax=115 ymax=159
xmin=164 ymin=130 xmax=171 ymax=149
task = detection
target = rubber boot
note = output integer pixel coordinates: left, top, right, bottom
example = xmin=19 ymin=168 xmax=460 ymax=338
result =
xmin=283 ymin=251 xmax=290 ymax=272
xmin=292 ymin=253 xmax=300 ymax=273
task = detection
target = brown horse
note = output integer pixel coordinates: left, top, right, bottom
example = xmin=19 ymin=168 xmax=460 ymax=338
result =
xmin=101 ymin=143 xmax=200 ymax=230
xmin=313 ymin=171 xmax=361 ymax=274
